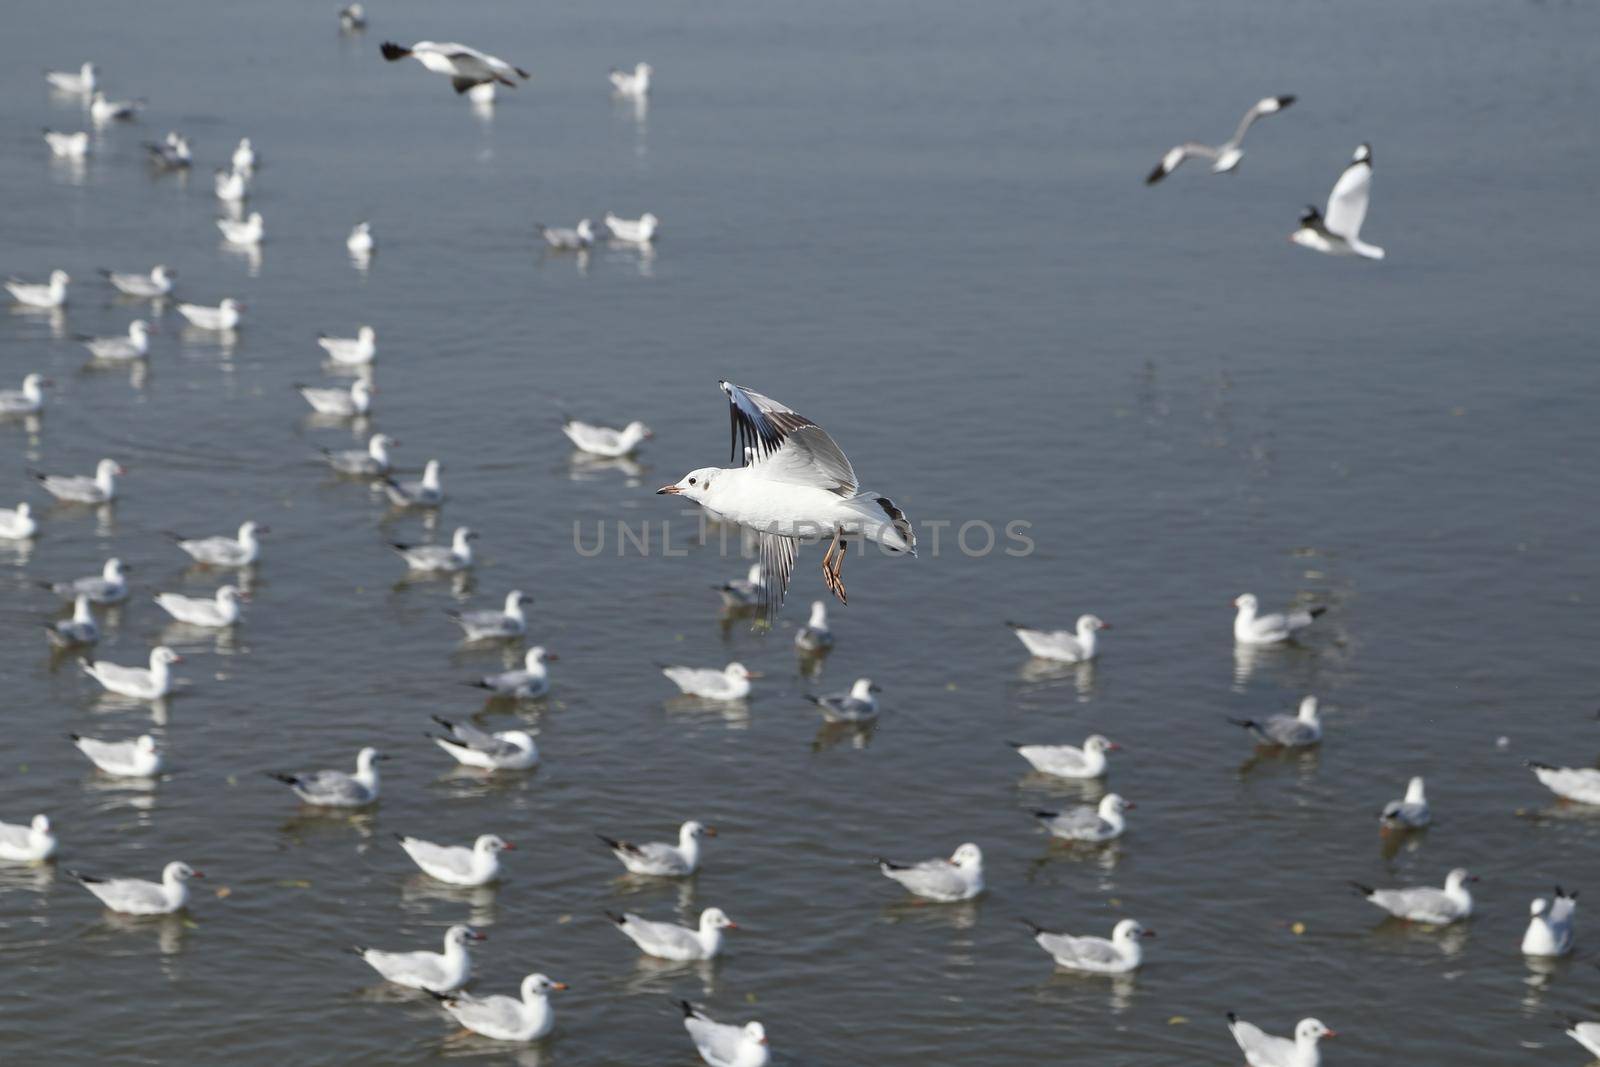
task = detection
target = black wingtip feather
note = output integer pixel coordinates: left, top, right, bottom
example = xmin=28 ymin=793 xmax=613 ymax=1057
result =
xmin=1350 ymin=881 xmax=1375 ymax=896
xmin=379 ymin=42 xmax=411 ymax=62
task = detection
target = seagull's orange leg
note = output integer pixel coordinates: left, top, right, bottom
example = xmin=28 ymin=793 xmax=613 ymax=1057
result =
xmin=822 ymin=528 xmax=848 ymax=605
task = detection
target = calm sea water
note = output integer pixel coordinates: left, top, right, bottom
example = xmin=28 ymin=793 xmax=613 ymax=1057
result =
xmin=4 ymin=0 xmax=1600 ymax=1063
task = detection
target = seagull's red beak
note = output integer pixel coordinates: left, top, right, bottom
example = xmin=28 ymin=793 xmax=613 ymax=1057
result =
xmin=656 ymin=484 xmax=682 ymax=495
xmin=501 ymin=841 xmax=516 ymax=850
xmin=1323 ymin=1030 xmax=1339 ymax=1039
xmin=190 ymin=870 xmax=205 ymax=878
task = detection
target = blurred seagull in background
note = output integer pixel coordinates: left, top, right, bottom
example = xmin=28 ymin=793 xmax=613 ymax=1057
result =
xmin=379 ymin=40 xmax=530 ymax=94
xmin=1146 ymin=95 xmax=1295 ymax=184
xmin=1291 ymin=143 xmax=1385 ymax=260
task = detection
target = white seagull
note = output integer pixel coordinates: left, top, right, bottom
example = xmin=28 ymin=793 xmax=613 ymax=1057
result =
xmin=715 ymin=562 xmax=767 ymax=608
xmin=597 ymin=820 xmax=715 ymax=877
xmin=432 ymin=973 xmax=565 ymax=1043
xmin=466 ymin=646 xmax=555 ymax=698
xmin=33 ymin=458 xmax=122 ymax=504
xmin=1034 ymin=794 xmax=1132 ymax=843
xmin=1006 ymin=614 xmax=1110 ymax=663
xmin=70 ymin=733 xmax=162 ymax=777
xmin=379 ymin=40 xmax=531 ymax=94
xmin=102 ymin=264 xmax=176 ymax=298
xmin=1146 ymin=96 xmax=1295 ymax=184
xmin=1233 ymin=593 xmax=1325 ymax=644
xmin=1380 ymin=776 xmax=1431 ymax=829
xmin=658 ymin=381 xmax=915 ymax=616
xmin=347 ymin=222 xmax=374 ymax=257
xmin=89 ymin=91 xmax=142 ymax=123
xmin=563 ymin=417 xmax=652 ymax=457
xmin=806 ymin=678 xmax=881 ymax=722
xmin=1564 ymin=1018 xmax=1600 ymax=1060
xmin=355 ymin=924 xmax=483 ymax=993
xmin=40 ymin=557 xmax=129 ymax=604
xmin=46 ymin=595 xmax=99 ymax=647
xmin=1227 ymin=1015 xmax=1337 ymax=1067
xmin=383 ymin=459 xmax=442 ymax=507
xmin=604 ymin=211 xmax=660 ymax=244
xmin=6 ymin=270 xmax=70 ymax=308
xmin=877 ymin=842 xmax=984 ymax=902
xmin=318 ymin=324 xmax=376 ymax=365
xmin=145 ymin=131 xmax=191 ymax=169
xmin=154 ymin=585 xmax=245 ymax=628
xmin=1009 ymin=734 xmax=1119 ymax=779
xmin=1528 ymin=761 xmax=1600 ymax=805
xmin=81 ymin=646 xmax=181 ymax=700
xmin=539 ymin=219 xmax=594 ymax=250
xmin=176 ymin=297 xmax=243 ymax=331
xmin=296 ymin=377 xmax=373 ymax=417
xmin=1229 ymin=696 xmax=1323 ymax=748
xmin=447 ymin=590 xmax=532 ymax=641
xmin=397 ymin=833 xmax=513 ymax=887
xmin=322 ymin=433 xmax=396 ymax=476
xmin=214 ymin=167 xmax=249 ymax=202
xmin=428 ymin=715 xmax=539 ymax=771
xmin=391 ymin=526 xmax=476 ymax=571
xmin=0 ymin=373 xmax=52 ymax=414
xmin=0 ymin=814 xmax=56 ymax=862
xmin=339 ymin=4 xmax=367 ymax=31
xmin=231 ymin=137 xmax=255 ymax=173
xmin=71 ymin=861 xmax=200 ymax=915
xmin=608 ymin=907 xmax=736 ymax=961
xmin=661 ymin=662 xmax=759 ymax=701
xmin=1024 ymin=917 xmax=1154 ymax=974
xmin=43 ymin=129 xmax=90 ymax=158
xmin=1292 ymin=144 xmax=1385 ymax=260
xmin=1522 ymin=888 xmax=1578 ymax=957
xmin=269 ymin=747 xmax=387 ymax=807
xmin=46 ymin=62 xmax=97 ymax=94
xmin=794 ymin=600 xmax=834 ymax=652
xmin=168 ymin=521 xmax=266 ymax=567
xmin=81 ymin=320 xmax=152 ymax=361
xmin=0 ymin=503 xmax=38 ymax=540
xmin=609 ymin=62 xmax=652 ymax=96
xmin=218 ymin=211 xmax=264 ymax=245
xmin=1352 ymin=868 xmax=1476 ymax=924
xmin=681 ymin=1002 xmax=768 ymax=1067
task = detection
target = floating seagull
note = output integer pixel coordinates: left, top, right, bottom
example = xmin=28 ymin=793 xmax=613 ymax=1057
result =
xmin=80 ymin=320 xmax=152 ymax=361
xmin=1233 ymin=593 xmax=1325 ymax=644
xmin=46 ymin=595 xmax=99 ymax=647
xmin=1352 ymin=868 xmax=1475 ymax=924
xmin=89 ymin=91 xmax=143 ymax=123
xmin=339 ymin=4 xmax=366 ymax=31
xmin=1229 ymin=696 xmax=1323 ymax=748
xmin=1227 ymin=1015 xmax=1336 ymax=1067
xmin=102 ymin=264 xmax=176 ymax=299
xmin=0 ymin=814 xmax=56 ymax=862
xmin=70 ymin=733 xmax=162 ymax=777
xmin=715 ymin=563 xmax=767 ymax=609
xmin=563 ymin=417 xmax=652 ymax=457
xmin=46 ymin=61 xmax=97 ymax=94
xmin=346 ymin=221 xmax=374 ymax=257
xmin=609 ymin=62 xmax=652 ymax=97
xmin=681 ymin=1002 xmax=769 ymax=1067
xmin=168 ymin=521 xmax=266 ymax=567
xmin=214 ymin=167 xmax=248 ymax=202
xmin=806 ymin=678 xmax=881 ymax=722
xmin=1009 ymin=734 xmax=1119 ymax=779
xmin=1523 ymin=888 xmax=1578 ymax=957
xmin=176 ymin=297 xmax=243 ymax=331
xmin=538 ymin=219 xmax=594 ymax=250
xmin=384 ymin=460 xmax=443 ymax=507
xmin=40 ymin=557 xmax=129 ymax=604
xmin=269 ymin=747 xmax=387 ymax=807
xmin=466 ymin=647 xmax=554 ymax=699
xmin=1380 ymin=776 xmax=1430 ymax=829
xmin=144 ymin=131 xmax=191 ymax=169
xmin=355 ymin=924 xmax=482 ymax=993
xmin=608 ymin=907 xmax=736 ymax=961
xmin=318 ymin=325 xmax=375 ymax=365
xmin=296 ymin=378 xmax=373 ymax=417
xmin=1291 ymin=144 xmax=1385 ymax=261
xmin=447 ymin=590 xmax=532 ymax=641
xmin=154 ymin=585 xmax=245 ymax=628
xmin=877 ymin=843 xmax=984 ymax=902
xmin=794 ymin=600 xmax=834 ymax=652
xmin=43 ymin=129 xmax=90 ymax=158
xmin=81 ymin=646 xmax=181 ymax=700
xmin=6 ymin=270 xmax=70 ymax=308
xmin=1564 ymin=1018 xmax=1600 ymax=1060
xmin=218 ymin=211 xmax=264 ymax=245
xmin=1034 ymin=794 xmax=1132 ymax=843
xmin=391 ymin=526 xmax=475 ymax=571
xmin=658 ymin=381 xmax=915 ymax=616
xmin=1006 ymin=614 xmax=1109 ymax=663
xmin=0 ymin=373 xmax=51 ymax=414
xmin=604 ymin=212 xmax=659 ymax=244
xmin=598 ymin=820 xmax=715 ymax=877
xmin=1145 ymin=95 xmax=1295 ymax=184
xmin=1024 ymin=917 xmax=1153 ymax=974
xmin=322 ymin=433 xmax=396 ymax=476
xmin=397 ymin=833 xmax=513 ymax=887
xmin=33 ymin=458 xmax=122 ymax=504
xmin=1529 ymin=761 xmax=1600 ymax=805
xmin=71 ymin=861 xmax=200 ymax=915
xmin=432 ymin=974 xmax=565 ymax=1043
xmin=428 ymin=715 xmax=539 ymax=771
xmin=379 ymin=41 xmax=531 ymax=94
xmin=661 ymin=662 xmax=758 ymax=701
xmin=0 ymin=503 xmax=38 ymax=539
xmin=231 ymin=137 xmax=255 ymax=173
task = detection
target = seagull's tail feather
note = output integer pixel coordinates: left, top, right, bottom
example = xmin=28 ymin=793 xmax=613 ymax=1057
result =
xmin=876 ymin=857 xmax=909 ymax=871
xmin=1309 ymin=606 xmax=1328 ymax=619
xmin=379 ymin=42 xmax=412 ymax=62
xmin=1349 ymin=881 xmax=1376 ymax=897
xmin=1226 ymin=717 xmax=1261 ymax=735
xmin=161 ymin=530 xmax=188 ymax=544
xmin=679 ymin=999 xmax=701 ymax=1020
xmin=388 ymin=542 xmax=412 ymax=554
xmin=514 ymin=67 xmax=531 ymax=80
xmin=350 ymin=944 xmax=369 ymax=956
xmin=265 ymin=771 xmax=299 ymax=786
xmin=1018 ymin=917 xmax=1051 ymax=935
xmin=1032 ymin=810 xmax=1059 ymax=820
xmin=604 ymin=910 xmax=627 ymax=925
xmin=841 ymin=493 xmax=916 ymax=556
xmin=97 ymin=268 xmax=114 ymax=279
xmin=1004 ymin=621 xmax=1033 ymax=631
xmin=1527 ymin=760 xmax=1556 ymax=771
xmin=430 ymin=714 xmax=456 ymax=731
xmin=1226 ymin=1011 xmax=1240 ymax=1025
xmin=803 ymin=694 xmax=824 ymax=706
xmin=595 ymin=833 xmax=624 ymax=851
xmin=462 ymin=679 xmax=494 ymax=691
xmin=67 ymin=869 xmax=104 ymax=884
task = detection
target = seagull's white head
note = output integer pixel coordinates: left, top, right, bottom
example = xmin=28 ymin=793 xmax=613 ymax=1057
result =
xmin=451 ymin=526 xmax=477 ymax=551
xmin=96 ymin=458 xmax=124 ymax=481
xmin=31 ymin=814 xmax=52 ymax=835
xmin=13 ymin=503 xmax=32 ymax=520
xmin=1445 ymin=868 xmax=1478 ymax=892
xmin=22 ymin=373 xmax=50 ymax=392
xmin=724 ymin=663 xmax=758 ymax=681
xmin=238 ymin=519 xmax=265 ymax=541
xmin=1353 ymin=143 xmax=1372 ymax=164
xmin=1405 ymin=776 xmax=1426 ymax=802
xmin=444 ymin=924 xmax=485 ymax=949
xmin=525 ymin=645 xmax=553 ymax=669
xmin=474 ymin=834 xmax=513 ymax=854
xmin=1112 ymin=918 xmax=1154 ymax=943
xmin=358 ymin=325 xmax=376 ymax=343
xmin=851 ymin=678 xmax=881 ymax=699
xmin=1084 ymin=734 xmax=1119 ymax=755
xmin=640 ymin=213 xmax=660 ymax=227
xmin=163 ymin=861 xmax=201 ymax=883
xmin=152 ymin=264 xmax=173 ymax=282
xmin=1298 ymin=696 xmax=1319 ymax=720
xmin=501 ymin=729 xmax=536 ymax=751
xmin=351 ymin=378 xmax=373 ymax=402
xmin=681 ymin=819 xmax=717 ymax=841
xmin=219 ymin=298 xmax=241 ymax=312
xmin=950 ymin=842 xmax=983 ymax=869
xmin=356 ymin=746 xmax=387 ymax=772
xmin=217 ymin=585 xmax=244 ymax=605
xmin=742 ymin=1022 xmax=768 ymax=1046
xmin=104 ymin=557 xmax=126 ymax=579
xmin=1530 ymin=897 xmax=1549 ymax=918
xmin=135 ymin=735 xmax=159 ymax=754
xmin=1076 ymin=614 xmax=1110 ymax=634
xmin=1296 ymin=1019 xmax=1336 ymax=1044
xmin=151 ymin=646 xmax=183 ymax=667
xmin=656 ymin=466 xmax=720 ymax=501
xmin=1100 ymin=793 xmax=1132 ymax=817
xmin=701 ymin=907 xmax=738 ymax=930
xmin=129 ymin=320 xmax=150 ymax=340
xmin=50 ymin=270 xmax=71 ymax=287
xmin=623 ymin=420 xmax=653 ymax=440
xmin=521 ymin=973 xmax=568 ymax=998
xmin=1232 ymin=593 xmax=1257 ymax=614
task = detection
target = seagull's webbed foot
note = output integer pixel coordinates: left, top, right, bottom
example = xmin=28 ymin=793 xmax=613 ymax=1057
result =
xmin=821 ymin=530 xmax=848 ymax=605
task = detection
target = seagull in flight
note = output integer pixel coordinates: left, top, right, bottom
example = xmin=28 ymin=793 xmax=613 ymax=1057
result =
xmin=1145 ymin=95 xmax=1295 ymax=184
xmin=1291 ymin=143 xmax=1385 ymax=260
xmin=379 ymin=41 xmax=530 ymax=94
xmin=657 ymin=381 xmax=916 ymax=618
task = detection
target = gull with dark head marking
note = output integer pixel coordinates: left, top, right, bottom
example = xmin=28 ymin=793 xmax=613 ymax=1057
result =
xmin=1006 ymin=614 xmax=1108 ymax=662
xmin=1145 ymin=95 xmax=1295 ymax=184
xmin=428 ymin=715 xmax=539 ymax=770
xmin=168 ymin=521 xmax=265 ymax=567
xmin=1009 ymin=734 xmax=1118 ymax=779
xmin=46 ymin=595 xmax=99 ymax=647
xmin=355 ymin=923 xmax=482 ymax=993
xmin=392 ymin=526 xmax=475 ymax=572
xmin=608 ymin=907 xmax=736 ymax=961
xmin=1291 ymin=144 xmax=1385 ymax=260
xmin=1024 ymin=917 xmax=1153 ymax=974
xmin=806 ymin=678 xmax=880 ymax=722
xmin=71 ymin=733 xmax=162 ymax=777
xmin=33 ymin=458 xmax=122 ymax=504
xmin=1229 ymin=696 xmax=1322 ymax=748
xmin=432 ymin=973 xmax=565 ymax=1043
xmin=598 ymin=820 xmax=715 ymax=877
xmin=0 ymin=374 xmax=51 ymax=414
xmin=681 ymin=1001 xmax=769 ymax=1067
xmin=41 ymin=557 xmax=129 ymax=604
xmin=1351 ymin=867 xmax=1475 ymax=924
xmin=466 ymin=647 xmax=555 ymax=698
xmin=1034 ymin=794 xmax=1131 ymax=843
xmin=1227 ymin=1015 xmax=1336 ymax=1067
xmin=1233 ymin=593 xmax=1325 ymax=644
xmin=71 ymin=861 xmax=200 ymax=915
xmin=877 ymin=842 xmax=984 ymax=902
xmin=658 ymin=381 xmax=916 ymax=618
xmin=379 ymin=40 xmax=530 ymax=94
xmin=81 ymin=646 xmax=180 ymax=700
xmin=268 ymin=746 xmax=387 ymax=807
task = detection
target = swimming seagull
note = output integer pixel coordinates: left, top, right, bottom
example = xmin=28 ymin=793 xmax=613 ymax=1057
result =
xmin=231 ymin=137 xmax=255 ymax=173
xmin=268 ymin=747 xmax=387 ymax=807
xmin=1226 ymin=1015 xmax=1337 ymax=1067
xmin=1006 ymin=615 xmax=1109 ymax=662
xmin=6 ymin=270 xmax=70 ymax=308
xmin=0 ymin=374 xmax=52 ymax=414
xmin=296 ymin=378 xmax=373 ymax=417
xmin=428 ymin=715 xmax=539 ymax=770
xmin=715 ymin=563 xmax=767 ymax=608
xmin=40 ymin=557 xmax=129 ymax=604
xmin=43 ymin=129 xmax=90 ymax=158
xmin=214 ymin=167 xmax=248 ymax=202
xmin=447 ymin=590 xmax=532 ymax=640
xmin=154 ymin=585 xmax=245 ymax=628
xmin=1563 ymin=1018 xmax=1600 ymax=1060
xmin=609 ymin=62 xmax=652 ymax=96
xmin=604 ymin=211 xmax=660 ymax=244
xmin=89 ymin=91 xmax=143 ymax=123
xmin=661 ymin=662 xmax=759 ymax=701
xmin=806 ymin=678 xmax=881 ymax=722
xmin=318 ymin=325 xmax=376 ymax=364
xmin=1351 ymin=868 xmax=1475 ymax=924
xmin=0 ymin=814 xmax=56 ymax=862
xmin=82 ymin=320 xmax=153 ymax=361
xmin=218 ymin=211 xmax=264 ymax=245
xmin=33 ymin=458 xmax=122 ymax=504
xmin=657 ymin=381 xmax=916 ymax=617
xmin=70 ymin=733 xmax=162 ymax=777
xmin=1233 ymin=593 xmax=1325 ymax=645
xmin=539 ymin=219 xmax=594 ymax=250
xmin=397 ymin=833 xmax=513 ymax=887
xmin=383 ymin=459 xmax=443 ymax=507
xmin=1034 ymin=794 xmax=1132 ymax=843
xmin=354 ymin=924 xmax=483 ymax=993
xmin=431 ymin=974 xmax=566 ymax=1043
xmin=70 ymin=861 xmax=200 ymax=915
xmin=794 ymin=600 xmax=834 ymax=652
xmin=347 ymin=222 xmax=374 ymax=257
xmin=1528 ymin=761 xmax=1600 ymax=805
xmin=607 ymin=907 xmax=736 ymax=961
xmin=1380 ymin=776 xmax=1430 ymax=829
xmin=1292 ymin=144 xmax=1385 ymax=260
xmin=465 ymin=647 xmax=555 ymax=698
xmin=46 ymin=62 xmax=97 ymax=94
xmin=391 ymin=526 xmax=475 ymax=571
xmin=563 ymin=417 xmax=652 ymax=457
xmin=46 ymin=595 xmax=99 ymax=647
xmin=145 ymin=131 xmax=192 ymax=169
xmin=681 ymin=1002 xmax=769 ymax=1067
xmin=0 ymin=503 xmax=38 ymax=539
xmin=102 ymin=264 xmax=175 ymax=298
xmin=1145 ymin=96 xmax=1295 ymax=184
xmin=339 ymin=4 xmax=366 ymax=31
xmin=597 ymin=820 xmax=715 ymax=877
xmin=877 ymin=843 xmax=984 ymax=902
xmin=322 ymin=433 xmax=396 ymax=476
xmin=176 ymin=297 xmax=243 ymax=330
xmin=168 ymin=521 xmax=266 ymax=567
xmin=1522 ymin=887 xmax=1578 ymax=957
xmin=81 ymin=646 xmax=181 ymax=700
xmin=379 ymin=41 xmax=531 ymax=94
xmin=1009 ymin=734 xmax=1119 ymax=779
xmin=1023 ymin=917 xmax=1154 ymax=974
xmin=1229 ymin=696 xmax=1323 ymax=748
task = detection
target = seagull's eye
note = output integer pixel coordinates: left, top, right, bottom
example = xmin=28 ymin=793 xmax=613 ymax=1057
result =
xmin=688 ymin=478 xmax=696 ymax=485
